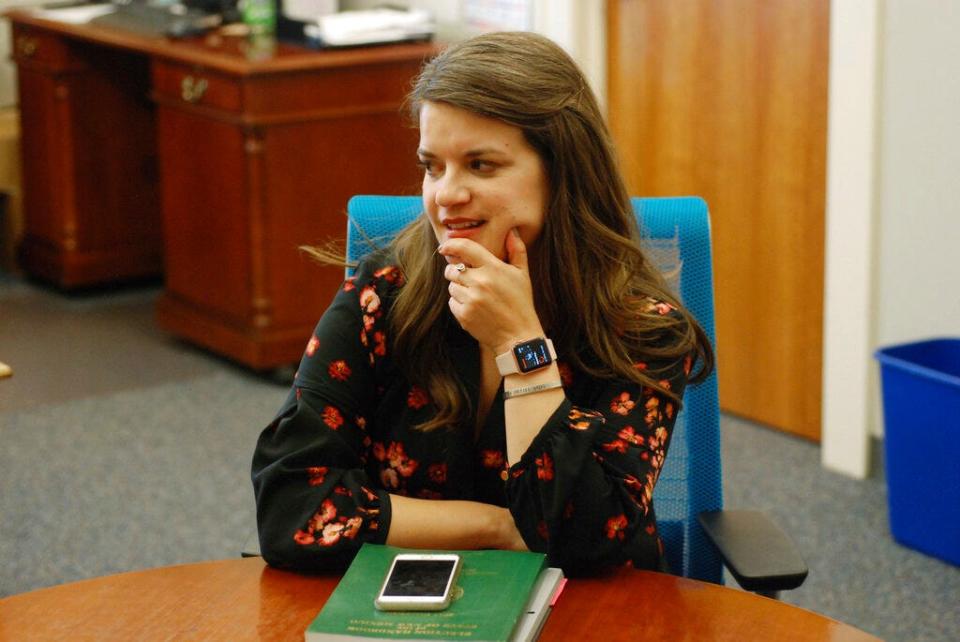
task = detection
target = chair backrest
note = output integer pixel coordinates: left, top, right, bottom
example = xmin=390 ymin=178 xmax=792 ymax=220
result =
xmin=346 ymin=195 xmax=724 ymax=583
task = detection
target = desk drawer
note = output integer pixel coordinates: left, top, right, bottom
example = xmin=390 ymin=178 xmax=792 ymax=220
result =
xmin=11 ymin=26 xmax=72 ymax=68
xmin=152 ymin=60 xmax=242 ymax=113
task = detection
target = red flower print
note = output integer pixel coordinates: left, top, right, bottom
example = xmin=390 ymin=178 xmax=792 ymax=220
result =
xmin=342 ymin=516 xmax=362 ymax=539
xmin=386 ymin=442 xmax=419 ymax=478
xmin=293 ymin=530 xmax=315 ymax=545
xmin=618 ymin=426 xmax=644 ymax=446
xmin=299 ymin=498 xmax=340 ymax=544
xmin=407 ymin=386 xmax=429 ymax=410
xmin=611 ymin=392 xmax=636 ymax=416
xmin=634 ymin=361 xmax=648 ymax=371
xmin=557 ymin=361 xmax=574 ymax=387
xmin=568 ymin=408 xmax=603 ymax=431
xmin=664 ymin=401 xmax=675 ymax=419
xmin=363 ymin=314 xmax=376 ymax=331
xmin=306 ymin=466 xmax=328 ymax=486
xmin=295 ymin=388 xmax=303 ymax=401
xmin=643 ymin=473 xmax=656 ymax=503
xmin=602 ymin=439 xmax=628 ymax=454
xmin=381 ymin=467 xmax=399 ymax=489
xmin=647 ymin=300 xmax=675 ymax=315
xmin=535 ymin=452 xmax=554 ymax=481
xmin=328 ymin=360 xmax=351 ymax=381
xmin=373 ymin=331 xmax=387 ymax=356
xmin=605 ymin=514 xmax=628 ymax=541
xmin=428 ymin=463 xmax=447 ymax=485
xmin=356 ymin=416 xmax=367 ymax=430
xmin=658 ymin=379 xmax=672 ymax=392
xmin=537 ymin=520 xmax=549 ymax=541
xmin=343 ymin=276 xmax=357 ymax=292
xmin=624 ymin=475 xmax=649 ymax=513
xmin=359 ymin=286 xmax=380 ymax=314
xmin=322 ymin=406 xmax=344 ymax=430
xmin=649 ymin=426 xmax=668 ymax=451
xmin=374 ymin=265 xmax=403 ymax=285
xmin=305 ymin=335 xmax=320 ymax=357
xmin=683 ymin=354 xmax=693 ymax=376
xmin=481 ymin=450 xmax=505 ymax=469
xmin=333 ymin=485 xmax=352 ymax=496
xmin=643 ymin=396 xmax=660 ymax=426
xmin=319 ymin=499 xmax=337 ymax=523
xmin=320 ymin=522 xmax=345 ymax=546
xmin=395 ymin=458 xmax=418 ymax=478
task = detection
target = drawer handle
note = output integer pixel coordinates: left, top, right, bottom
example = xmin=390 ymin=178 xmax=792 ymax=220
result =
xmin=181 ymin=76 xmax=209 ymax=103
xmin=16 ymin=36 xmax=38 ymax=58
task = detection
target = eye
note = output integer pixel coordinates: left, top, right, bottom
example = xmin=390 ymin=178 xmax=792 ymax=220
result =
xmin=470 ymin=159 xmax=496 ymax=173
xmin=417 ymin=158 xmax=440 ymax=177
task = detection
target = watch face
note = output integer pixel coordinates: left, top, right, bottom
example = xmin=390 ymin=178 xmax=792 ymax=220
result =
xmin=514 ymin=338 xmax=552 ymax=373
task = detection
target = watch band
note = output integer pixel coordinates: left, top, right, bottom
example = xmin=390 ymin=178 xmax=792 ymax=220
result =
xmin=503 ymin=380 xmax=564 ymax=400
xmin=495 ymin=337 xmax=557 ymax=376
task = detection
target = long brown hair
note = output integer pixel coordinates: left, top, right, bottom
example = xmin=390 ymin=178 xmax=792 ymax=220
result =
xmin=388 ymin=32 xmax=714 ymax=432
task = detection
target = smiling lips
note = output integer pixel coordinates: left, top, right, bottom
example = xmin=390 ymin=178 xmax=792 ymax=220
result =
xmin=443 ymin=219 xmax=485 ymax=238
xmin=445 ymin=219 xmax=483 ymax=230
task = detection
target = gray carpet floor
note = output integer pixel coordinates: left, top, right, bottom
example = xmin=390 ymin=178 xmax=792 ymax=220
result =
xmin=1 ymin=274 xmax=958 ymax=641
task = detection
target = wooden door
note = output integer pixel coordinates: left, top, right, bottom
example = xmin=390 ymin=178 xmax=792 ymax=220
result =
xmin=608 ymin=0 xmax=829 ymax=440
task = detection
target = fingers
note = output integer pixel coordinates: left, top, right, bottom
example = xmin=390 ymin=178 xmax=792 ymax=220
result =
xmin=443 ymin=262 xmax=469 ymax=285
xmin=504 ymin=228 xmax=528 ymax=271
xmin=438 ymin=238 xmax=496 ymax=267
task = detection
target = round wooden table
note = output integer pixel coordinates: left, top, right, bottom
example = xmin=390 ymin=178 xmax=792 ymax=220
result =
xmin=0 ymin=557 xmax=880 ymax=641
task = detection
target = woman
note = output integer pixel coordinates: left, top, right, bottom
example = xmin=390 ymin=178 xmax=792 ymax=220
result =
xmin=252 ymin=32 xmax=713 ymax=575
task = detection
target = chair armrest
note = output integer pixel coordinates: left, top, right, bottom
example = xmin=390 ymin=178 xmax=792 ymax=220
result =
xmin=698 ymin=509 xmax=808 ymax=594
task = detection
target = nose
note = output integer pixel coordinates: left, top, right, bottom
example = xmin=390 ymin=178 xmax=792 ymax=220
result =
xmin=434 ymin=172 xmax=470 ymax=208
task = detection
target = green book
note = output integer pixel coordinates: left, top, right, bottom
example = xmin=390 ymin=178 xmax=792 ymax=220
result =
xmin=305 ymin=544 xmax=559 ymax=642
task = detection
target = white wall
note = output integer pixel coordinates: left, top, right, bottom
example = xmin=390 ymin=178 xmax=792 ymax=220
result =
xmin=876 ymin=2 xmax=960 ymax=355
xmin=823 ymin=0 xmax=960 ymax=477
xmin=0 ymin=1 xmax=45 ymax=107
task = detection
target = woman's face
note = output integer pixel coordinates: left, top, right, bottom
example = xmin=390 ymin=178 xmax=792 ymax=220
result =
xmin=418 ymin=101 xmax=549 ymax=263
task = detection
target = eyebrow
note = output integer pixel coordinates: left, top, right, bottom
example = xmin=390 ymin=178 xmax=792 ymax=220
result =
xmin=417 ymin=147 xmax=505 ymax=158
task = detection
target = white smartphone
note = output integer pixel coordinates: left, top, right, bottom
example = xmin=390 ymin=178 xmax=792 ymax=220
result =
xmin=374 ymin=553 xmax=463 ymax=611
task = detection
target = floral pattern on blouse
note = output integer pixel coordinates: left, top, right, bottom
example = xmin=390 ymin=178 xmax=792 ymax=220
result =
xmin=251 ymin=254 xmax=691 ymax=574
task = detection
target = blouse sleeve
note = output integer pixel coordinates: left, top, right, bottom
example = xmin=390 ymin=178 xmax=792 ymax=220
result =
xmin=251 ymin=260 xmax=400 ymax=572
xmin=504 ymin=311 xmax=694 ymax=574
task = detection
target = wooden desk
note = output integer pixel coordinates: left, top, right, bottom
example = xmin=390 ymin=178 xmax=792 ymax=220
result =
xmin=0 ymin=557 xmax=881 ymax=641
xmin=6 ymin=11 xmax=430 ymax=368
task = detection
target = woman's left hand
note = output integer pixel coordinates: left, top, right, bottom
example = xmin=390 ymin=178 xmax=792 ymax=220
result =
xmin=440 ymin=229 xmax=544 ymax=354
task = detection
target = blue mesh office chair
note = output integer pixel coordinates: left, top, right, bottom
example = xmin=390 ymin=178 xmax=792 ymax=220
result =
xmin=346 ymin=195 xmax=807 ymax=595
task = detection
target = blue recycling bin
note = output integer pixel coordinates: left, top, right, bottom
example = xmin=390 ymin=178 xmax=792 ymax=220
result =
xmin=875 ymin=338 xmax=960 ymax=566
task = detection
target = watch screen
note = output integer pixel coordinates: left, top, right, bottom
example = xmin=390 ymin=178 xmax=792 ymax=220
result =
xmin=514 ymin=339 xmax=552 ymax=373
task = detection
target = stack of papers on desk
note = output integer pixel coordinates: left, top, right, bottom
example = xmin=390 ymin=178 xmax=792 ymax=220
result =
xmin=303 ymin=8 xmax=434 ymax=47
xmin=32 ymin=3 xmax=116 ymax=25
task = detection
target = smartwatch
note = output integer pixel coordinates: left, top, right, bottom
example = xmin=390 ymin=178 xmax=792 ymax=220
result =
xmin=496 ymin=338 xmax=557 ymax=376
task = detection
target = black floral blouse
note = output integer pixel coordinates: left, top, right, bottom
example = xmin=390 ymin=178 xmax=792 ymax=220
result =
xmin=252 ymin=254 xmax=692 ymax=575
